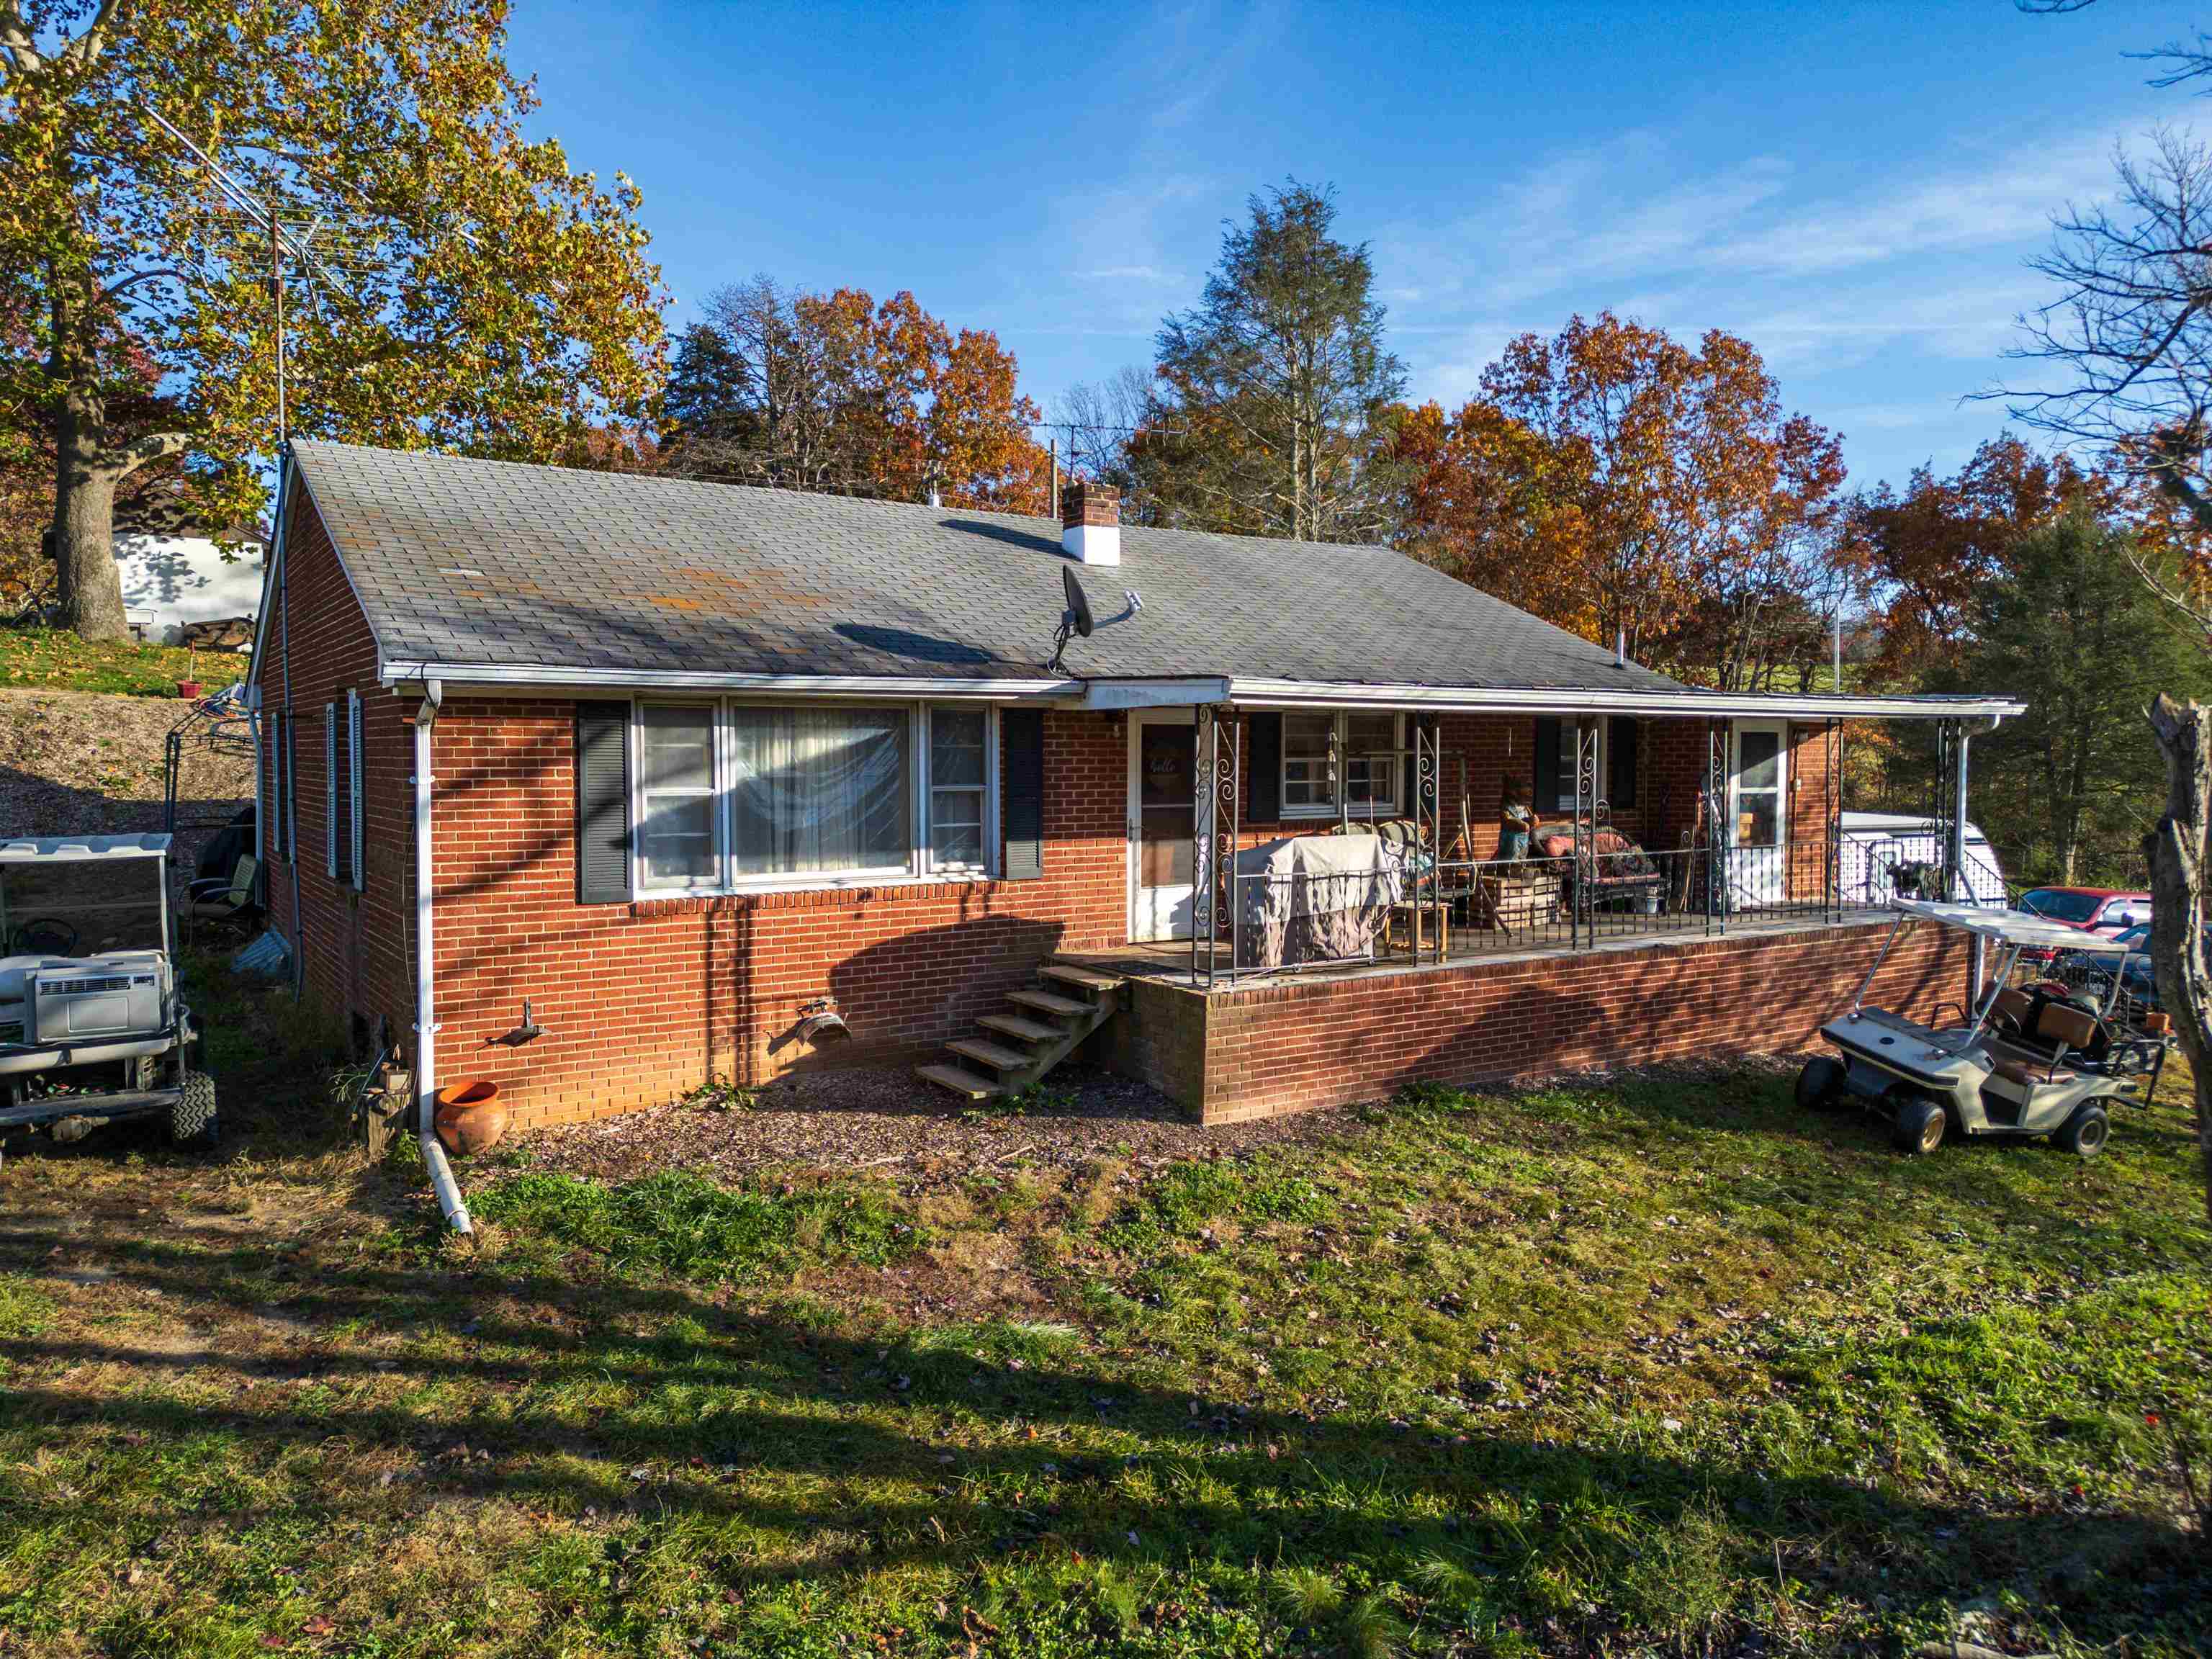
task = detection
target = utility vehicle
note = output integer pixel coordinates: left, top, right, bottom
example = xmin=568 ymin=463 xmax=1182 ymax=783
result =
xmin=0 ymin=835 xmax=217 ymax=1148
xmin=1797 ymin=899 xmax=2166 ymax=1157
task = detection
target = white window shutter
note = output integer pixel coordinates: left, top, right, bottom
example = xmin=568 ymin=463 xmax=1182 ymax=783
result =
xmin=348 ymin=691 xmax=365 ymax=889
xmin=324 ymin=703 xmax=337 ymax=880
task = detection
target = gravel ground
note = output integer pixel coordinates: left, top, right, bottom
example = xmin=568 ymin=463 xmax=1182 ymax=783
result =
xmin=523 ymin=1060 xmax=1374 ymax=1189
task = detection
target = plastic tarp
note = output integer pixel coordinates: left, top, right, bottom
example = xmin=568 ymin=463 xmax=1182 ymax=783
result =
xmin=1236 ymin=832 xmax=1404 ymax=968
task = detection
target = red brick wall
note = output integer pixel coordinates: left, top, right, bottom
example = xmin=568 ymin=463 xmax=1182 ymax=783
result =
xmin=1105 ymin=917 xmax=1966 ymax=1125
xmin=250 ymin=487 xmax=413 ymax=1056
xmin=425 ymin=700 xmax=1132 ymax=1130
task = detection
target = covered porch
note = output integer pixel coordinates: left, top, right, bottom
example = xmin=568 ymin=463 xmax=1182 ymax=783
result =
xmin=1107 ymin=686 xmax=2020 ymax=992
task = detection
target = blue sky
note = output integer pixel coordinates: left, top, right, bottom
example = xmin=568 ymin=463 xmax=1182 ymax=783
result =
xmin=512 ymin=0 xmax=2172 ymax=494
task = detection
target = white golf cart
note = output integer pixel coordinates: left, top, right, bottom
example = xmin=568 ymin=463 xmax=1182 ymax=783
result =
xmin=1797 ymin=899 xmax=2168 ymax=1156
xmin=0 ymin=835 xmax=217 ymax=1148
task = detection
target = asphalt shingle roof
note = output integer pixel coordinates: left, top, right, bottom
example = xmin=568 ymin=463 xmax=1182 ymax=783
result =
xmin=292 ymin=441 xmax=1692 ymax=694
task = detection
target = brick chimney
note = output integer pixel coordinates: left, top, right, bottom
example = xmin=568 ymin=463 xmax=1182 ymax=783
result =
xmin=1060 ymin=480 xmax=1120 ymax=567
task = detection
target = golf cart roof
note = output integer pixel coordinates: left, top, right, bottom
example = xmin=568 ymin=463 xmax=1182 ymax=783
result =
xmin=1893 ymin=899 xmax=2134 ymax=956
xmin=0 ymin=835 xmax=172 ymax=863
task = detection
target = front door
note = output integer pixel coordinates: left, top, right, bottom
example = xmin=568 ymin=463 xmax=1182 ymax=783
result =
xmin=1130 ymin=712 xmax=1197 ymax=942
xmin=1728 ymin=721 xmax=1789 ymax=909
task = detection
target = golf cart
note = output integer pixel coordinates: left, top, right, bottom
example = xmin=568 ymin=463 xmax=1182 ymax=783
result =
xmin=0 ymin=835 xmax=217 ymax=1149
xmin=1797 ymin=899 xmax=2167 ymax=1157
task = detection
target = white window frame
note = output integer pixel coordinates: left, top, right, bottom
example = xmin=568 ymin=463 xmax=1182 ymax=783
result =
xmin=347 ymin=690 xmax=365 ymax=891
xmin=633 ymin=701 xmax=725 ymax=894
xmin=1280 ymin=710 xmax=1406 ymax=820
xmin=622 ymin=699 xmax=1006 ymax=896
xmin=922 ymin=703 xmax=998 ymax=877
xmin=323 ymin=703 xmax=338 ymax=880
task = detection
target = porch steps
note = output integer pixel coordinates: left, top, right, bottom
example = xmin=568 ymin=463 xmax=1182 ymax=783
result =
xmin=977 ymin=1012 xmax=1060 ymax=1043
xmin=917 ymin=958 xmax=1125 ymax=1105
xmin=915 ymin=1064 xmax=1001 ymax=1101
xmin=1004 ymin=987 xmax=1093 ymax=1018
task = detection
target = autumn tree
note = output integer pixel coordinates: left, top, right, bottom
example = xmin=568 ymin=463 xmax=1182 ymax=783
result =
xmin=0 ymin=0 xmax=668 ymax=640
xmin=1395 ymin=313 xmax=1848 ymax=688
xmin=1930 ymin=505 xmax=2208 ymax=884
xmin=1845 ymin=437 xmax=2113 ymax=684
xmin=660 ymin=277 xmax=1051 ymax=511
xmin=1141 ymin=182 xmax=1406 ymax=542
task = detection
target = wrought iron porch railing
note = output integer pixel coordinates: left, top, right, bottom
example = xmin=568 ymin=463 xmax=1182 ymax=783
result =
xmin=1190 ymin=833 xmax=1946 ymax=984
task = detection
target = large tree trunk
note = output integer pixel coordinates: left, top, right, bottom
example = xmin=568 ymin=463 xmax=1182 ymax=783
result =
xmin=2145 ymin=693 xmax=2212 ymax=1226
xmin=53 ymin=384 xmax=127 ymax=641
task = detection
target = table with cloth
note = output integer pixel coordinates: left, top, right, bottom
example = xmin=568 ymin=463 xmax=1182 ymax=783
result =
xmin=1232 ymin=832 xmax=1405 ymax=968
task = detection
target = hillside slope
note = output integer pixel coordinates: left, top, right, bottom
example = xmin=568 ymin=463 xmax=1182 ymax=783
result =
xmin=0 ymin=687 xmax=254 ymax=880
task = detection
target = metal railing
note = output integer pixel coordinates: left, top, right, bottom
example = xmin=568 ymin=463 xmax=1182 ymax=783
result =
xmin=1212 ymin=834 xmax=1878 ymax=978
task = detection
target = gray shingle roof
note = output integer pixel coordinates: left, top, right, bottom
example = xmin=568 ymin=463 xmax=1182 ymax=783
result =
xmin=292 ymin=440 xmax=1691 ymax=694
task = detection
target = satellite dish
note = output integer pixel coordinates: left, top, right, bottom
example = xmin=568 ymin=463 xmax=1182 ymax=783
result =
xmin=1062 ymin=565 xmax=1095 ymax=638
xmin=1048 ymin=565 xmax=1097 ymax=673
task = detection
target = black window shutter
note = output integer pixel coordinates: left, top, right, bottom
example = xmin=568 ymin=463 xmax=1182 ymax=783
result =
xmin=1002 ymin=708 xmax=1045 ymax=880
xmin=575 ymin=702 xmax=632 ymax=904
xmin=333 ymin=704 xmax=354 ymax=886
xmin=1533 ymin=717 xmax=1561 ymax=814
xmin=1248 ymin=713 xmax=1282 ymax=822
xmin=1608 ymin=716 xmax=1639 ymax=810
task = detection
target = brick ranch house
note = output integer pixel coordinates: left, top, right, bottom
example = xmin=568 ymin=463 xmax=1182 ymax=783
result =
xmin=247 ymin=441 xmax=2016 ymax=1159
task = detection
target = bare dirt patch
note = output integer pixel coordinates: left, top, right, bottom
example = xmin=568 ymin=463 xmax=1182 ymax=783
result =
xmin=520 ymin=1061 xmax=1370 ymax=1190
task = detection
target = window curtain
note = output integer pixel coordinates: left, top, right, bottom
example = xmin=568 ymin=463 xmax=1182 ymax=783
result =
xmin=732 ymin=706 xmax=910 ymax=875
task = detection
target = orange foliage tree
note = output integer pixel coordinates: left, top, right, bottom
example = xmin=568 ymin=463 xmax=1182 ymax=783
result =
xmin=663 ymin=280 xmax=1051 ymax=512
xmin=1395 ymin=312 xmax=1849 ymax=688
xmin=1845 ymin=436 xmax=2119 ymax=686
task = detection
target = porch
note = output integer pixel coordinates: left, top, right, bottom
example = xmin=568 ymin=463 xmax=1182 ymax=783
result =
xmin=1119 ymin=701 xmax=1986 ymax=991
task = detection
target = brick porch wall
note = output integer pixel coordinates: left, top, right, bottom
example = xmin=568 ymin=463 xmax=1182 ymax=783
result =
xmin=1099 ymin=916 xmax=1965 ymax=1125
xmin=426 ymin=701 xmax=1133 ymax=1131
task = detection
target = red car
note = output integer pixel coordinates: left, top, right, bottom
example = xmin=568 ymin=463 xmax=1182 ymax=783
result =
xmin=2015 ymin=887 xmax=2153 ymax=961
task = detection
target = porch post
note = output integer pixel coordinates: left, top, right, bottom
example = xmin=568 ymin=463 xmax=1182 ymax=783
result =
xmin=1706 ymin=719 xmax=1728 ymax=936
xmin=1192 ymin=705 xmax=1214 ymax=988
xmin=1825 ymin=717 xmax=1842 ymax=923
xmin=1948 ymin=720 xmax=1972 ymax=902
xmin=1573 ymin=716 xmax=1598 ymax=950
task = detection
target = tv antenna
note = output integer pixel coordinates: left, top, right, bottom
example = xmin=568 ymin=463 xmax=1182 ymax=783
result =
xmin=136 ymin=102 xmax=356 ymax=445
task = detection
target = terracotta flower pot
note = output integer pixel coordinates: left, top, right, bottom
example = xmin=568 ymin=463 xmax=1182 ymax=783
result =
xmin=176 ymin=680 xmax=202 ymax=699
xmin=433 ymin=1079 xmax=507 ymax=1156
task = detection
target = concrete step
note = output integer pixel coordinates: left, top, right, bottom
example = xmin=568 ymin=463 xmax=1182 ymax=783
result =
xmin=1039 ymin=962 xmax=1125 ymax=994
xmin=978 ymin=1012 xmax=1061 ymax=1044
xmin=1007 ymin=987 xmax=1092 ymax=1018
xmin=947 ymin=1037 xmax=1034 ymax=1072
xmin=915 ymin=1064 xmax=1002 ymax=1101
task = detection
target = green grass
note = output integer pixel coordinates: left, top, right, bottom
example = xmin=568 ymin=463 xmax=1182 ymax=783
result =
xmin=0 ymin=625 xmax=224 ymax=696
xmin=1 ymin=993 xmax=2207 ymax=1657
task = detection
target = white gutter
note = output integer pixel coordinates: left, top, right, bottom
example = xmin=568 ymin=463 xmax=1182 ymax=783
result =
xmin=411 ymin=679 xmax=472 ymax=1235
xmin=380 ymin=662 xmax=1079 ymax=700
xmin=1223 ymin=678 xmax=2027 ymax=721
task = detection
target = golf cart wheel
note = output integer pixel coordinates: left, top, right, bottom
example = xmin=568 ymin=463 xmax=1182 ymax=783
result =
xmin=2056 ymin=1104 xmax=2110 ymax=1159
xmin=169 ymin=1071 xmax=219 ymax=1148
xmin=1892 ymin=1093 xmax=1946 ymax=1156
xmin=1795 ymin=1056 xmax=1843 ymax=1112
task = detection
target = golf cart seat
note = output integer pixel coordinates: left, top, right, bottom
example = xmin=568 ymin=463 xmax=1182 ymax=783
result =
xmin=1988 ymin=999 xmax=2103 ymax=1089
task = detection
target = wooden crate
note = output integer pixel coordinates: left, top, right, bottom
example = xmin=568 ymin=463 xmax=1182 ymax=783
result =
xmin=1474 ymin=868 xmax=1562 ymax=932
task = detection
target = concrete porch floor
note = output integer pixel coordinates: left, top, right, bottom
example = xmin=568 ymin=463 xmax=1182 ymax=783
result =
xmin=1062 ymin=904 xmax=1896 ymax=993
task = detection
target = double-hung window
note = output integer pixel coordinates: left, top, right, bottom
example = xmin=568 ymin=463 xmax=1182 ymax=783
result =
xmin=1281 ymin=711 xmax=1403 ymax=818
xmin=637 ymin=705 xmax=720 ymax=889
xmin=1535 ymin=716 xmax=1638 ymax=814
xmin=624 ymin=701 xmax=1001 ymax=893
xmin=927 ymin=706 xmax=991 ymax=873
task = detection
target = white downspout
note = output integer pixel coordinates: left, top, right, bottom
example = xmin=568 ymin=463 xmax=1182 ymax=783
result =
xmin=413 ymin=678 xmax=472 ymax=1234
